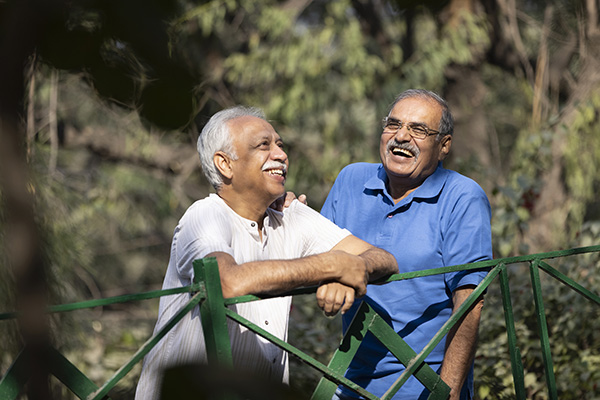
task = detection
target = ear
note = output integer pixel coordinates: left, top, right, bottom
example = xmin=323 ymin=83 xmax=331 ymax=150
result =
xmin=214 ymin=151 xmax=234 ymax=180
xmin=438 ymin=134 xmax=452 ymax=161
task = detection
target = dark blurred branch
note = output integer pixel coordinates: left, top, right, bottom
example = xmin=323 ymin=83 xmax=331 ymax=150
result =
xmin=351 ymin=0 xmax=393 ymax=54
xmin=0 ymin=0 xmax=59 ymax=396
xmin=495 ymin=0 xmax=535 ymax=83
xmin=49 ymin=70 xmax=59 ymax=174
xmin=63 ymin=125 xmax=199 ymax=174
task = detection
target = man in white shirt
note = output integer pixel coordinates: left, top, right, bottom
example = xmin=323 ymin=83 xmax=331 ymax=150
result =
xmin=135 ymin=106 xmax=398 ymax=399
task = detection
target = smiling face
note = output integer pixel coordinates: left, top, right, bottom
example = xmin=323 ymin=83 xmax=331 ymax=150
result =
xmin=379 ymin=96 xmax=451 ymax=201
xmin=222 ymin=115 xmax=289 ymax=205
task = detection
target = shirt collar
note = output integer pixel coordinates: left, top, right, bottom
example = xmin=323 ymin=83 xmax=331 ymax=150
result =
xmin=210 ymin=193 xmax=270 ymax=231
xmin=365 ymin=162 xmax=448 ymax=204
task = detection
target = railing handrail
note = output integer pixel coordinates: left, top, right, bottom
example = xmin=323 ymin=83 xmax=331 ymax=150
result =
xmin=1 ymin=244 xmax=599 ymax=400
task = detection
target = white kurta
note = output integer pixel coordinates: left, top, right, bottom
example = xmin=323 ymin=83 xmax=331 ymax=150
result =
xmin=135 ymin=194 xmax=350 ymax=399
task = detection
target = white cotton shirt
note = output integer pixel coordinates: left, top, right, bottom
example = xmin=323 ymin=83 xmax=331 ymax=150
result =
xmin=135 ymin=194 xmax=351 ymax=399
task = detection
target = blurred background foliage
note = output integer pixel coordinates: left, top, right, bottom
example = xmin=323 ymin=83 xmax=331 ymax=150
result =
xmin=1 ymin=0 xmax=600 ymax=398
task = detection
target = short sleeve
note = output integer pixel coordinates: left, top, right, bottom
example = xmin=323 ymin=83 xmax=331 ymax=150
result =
xmin=173 ymin=201 xmax=235 ymax=280
xmin=285 ymin=200 xmax=350 ymax=256
xmin=442 ymin=183 xmax=493 ymax=292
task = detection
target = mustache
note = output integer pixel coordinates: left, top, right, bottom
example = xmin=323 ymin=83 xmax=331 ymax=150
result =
xmin=387 ymin=139 xmax=420 ymax=158
xmin=262 ymin=160 xmax=288 ymax=173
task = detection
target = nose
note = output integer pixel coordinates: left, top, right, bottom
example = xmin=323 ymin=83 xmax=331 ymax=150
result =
xmin=271 ymin=143 xmax=288 ymax=163
xmin=392 ymin=124 xmax=412 ymax=142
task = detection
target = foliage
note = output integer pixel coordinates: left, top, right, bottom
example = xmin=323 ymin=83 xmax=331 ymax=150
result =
xmin=476 ymin=223 xmax=600 ymax=399
xmin=564 ymin=93 xmax=600 ymax=233
xmin=1 ymin=0 xmax=600 ymax=398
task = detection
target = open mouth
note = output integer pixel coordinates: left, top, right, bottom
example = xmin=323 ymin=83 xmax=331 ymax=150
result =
xmin=263 ymin=167 xmax=287 ymax=180
xmin=262 ymin=160 xmax=288 ymax=181
xmin=265 ymin=168 xmax=286 ymax=178
xmin=390 ymin=146 xmax=415 ymax=158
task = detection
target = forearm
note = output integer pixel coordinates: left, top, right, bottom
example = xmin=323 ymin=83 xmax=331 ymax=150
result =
xmin=358 ymin=247 xmax=398 ymax=281
xmin=440 ymin=288 xmax=484 ymax=399
xmin=219 ymin=251 xmax=366 ymax=298
xmin=331 ymin=235 xmax=398 ymax=282
xmin=233 ymin=254 xmax=336 ymax=296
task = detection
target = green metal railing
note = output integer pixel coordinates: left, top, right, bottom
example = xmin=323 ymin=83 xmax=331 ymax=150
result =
xmin=1 ymin=245 xmax=599 ymax=399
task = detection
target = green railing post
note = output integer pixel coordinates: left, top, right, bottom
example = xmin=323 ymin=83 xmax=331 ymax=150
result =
xmin=530 ymin=260 xmax=558 ymax=400
xmin=194 ymin=257 xmax=234 ymax=370
xmin=499 ymin=264 xmax=526 ymax=399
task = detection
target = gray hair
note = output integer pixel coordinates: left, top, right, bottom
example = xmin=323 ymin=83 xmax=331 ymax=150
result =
xmin=197 ymin=106 xmax=266 ymax=190
xmin=389 ymin=89 xmax=454 ymax=138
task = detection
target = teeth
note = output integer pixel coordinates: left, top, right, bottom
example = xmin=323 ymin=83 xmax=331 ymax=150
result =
xmin=267 ymin=169 xmax=284 ymax=176
xmin=392 ymin=147 xmax=414 ymax=157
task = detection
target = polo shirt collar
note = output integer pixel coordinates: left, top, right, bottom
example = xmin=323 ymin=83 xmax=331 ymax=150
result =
xmin=365 ymin=162 xmax=448 ymax=204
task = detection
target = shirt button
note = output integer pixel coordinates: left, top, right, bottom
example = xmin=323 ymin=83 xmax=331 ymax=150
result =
xmin=251 ymin=222 xmax=256 ymax=227
xmin=265 ymin=320 xmax=269 ymax=325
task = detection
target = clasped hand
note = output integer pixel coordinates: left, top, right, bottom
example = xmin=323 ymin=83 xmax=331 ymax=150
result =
xmin=317 ymin=251 xmax=368 ymax=316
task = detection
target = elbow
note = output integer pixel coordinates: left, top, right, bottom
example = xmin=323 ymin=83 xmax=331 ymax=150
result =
xmin=390 ymin=257 xmax=399 ymax=274
xmin=384 ymin=253 xmax=399 ymax=275
xmin=220 ymin=272 xmax=244 ymax=299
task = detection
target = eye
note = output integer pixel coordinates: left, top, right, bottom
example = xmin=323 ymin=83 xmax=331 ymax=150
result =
xmin=384 ymin=119 xmax=401 ymax=130
xmin=409 ymin=124 xmax=428 ymax=135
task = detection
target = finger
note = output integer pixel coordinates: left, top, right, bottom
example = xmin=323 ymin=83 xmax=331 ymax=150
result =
xmin=328 ymin=290 xmax=347 ymax=316
xmin=340 ymin=290 xmax=355 ymax=315
xmin=316 ymin=285 xmax=327 ymax=310
xmin=298 ymin=194 xmax=307 ymax=205
xmin=355 ymin=282 xmax=367 ymax=298
xmin=323 ymin=290 xmax=336 ymax=315
xmin=283 ymin=191 xmax=297 ymax=207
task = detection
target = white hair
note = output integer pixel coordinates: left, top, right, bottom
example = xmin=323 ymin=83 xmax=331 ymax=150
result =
xmin=197 ymin=106 xmax=266 ymax=190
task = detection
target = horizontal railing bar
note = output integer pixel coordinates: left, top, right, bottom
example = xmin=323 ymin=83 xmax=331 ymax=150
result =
xmin=3 ymin=246 xmax=598 ymax=318
xmin=224 ymin=246 xmax=600 ymax=306
xmin=0 ymin=284 xmax=203 ymax=321
xmin=384 ymin=245 xmax=600 ymax=283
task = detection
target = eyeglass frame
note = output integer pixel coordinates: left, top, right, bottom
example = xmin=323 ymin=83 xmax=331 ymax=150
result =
xmin=381 ymin=117 xmax=442 ymax=140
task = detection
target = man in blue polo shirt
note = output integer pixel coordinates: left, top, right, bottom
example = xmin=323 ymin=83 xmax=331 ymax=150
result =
xmin=320 ymin=89 xmax=492 ymax=400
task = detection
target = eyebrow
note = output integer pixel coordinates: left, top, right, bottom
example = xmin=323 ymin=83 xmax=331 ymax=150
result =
xmin=387 ymin=117 xmax=430 ymax=127
xmin=251 ymin=134 xmax=284 ymax=145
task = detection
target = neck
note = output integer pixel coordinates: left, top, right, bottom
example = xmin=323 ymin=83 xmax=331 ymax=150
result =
xmin=386 ymin=176 xmax=423 ymax=204
xmin=217 ymin=187 xmax=272 ymax=228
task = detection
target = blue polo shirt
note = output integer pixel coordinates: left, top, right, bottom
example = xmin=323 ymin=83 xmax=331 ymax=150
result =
xmin=321 ymin=162 xmax=492 ymax=399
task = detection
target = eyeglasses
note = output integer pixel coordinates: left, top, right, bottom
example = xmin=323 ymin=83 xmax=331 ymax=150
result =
xmin=382 ymin=117 xmax=441 ymax=140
